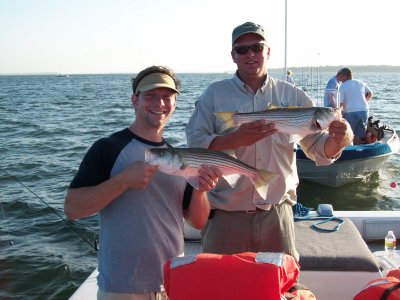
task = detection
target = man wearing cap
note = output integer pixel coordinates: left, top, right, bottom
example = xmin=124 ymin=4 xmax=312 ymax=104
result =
xmin=65 ymin=65 xmax=220 ymax=300
xmin=186 ymin=22 xmax=353 ymax=260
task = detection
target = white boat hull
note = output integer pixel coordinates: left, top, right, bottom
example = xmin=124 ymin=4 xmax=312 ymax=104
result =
xmin=297 ymin=128 xmax=400 ymax=187
xmin=297 ymin=153 xmax=392 ymax=187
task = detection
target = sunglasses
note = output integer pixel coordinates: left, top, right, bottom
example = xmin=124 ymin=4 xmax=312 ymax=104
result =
xmin=233 ymin=43 xmax=267 ymax=55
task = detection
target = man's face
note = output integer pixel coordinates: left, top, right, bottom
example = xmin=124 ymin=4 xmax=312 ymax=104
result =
xmin=132 ymin=87 xmax=177 ymax=129
xmin=231 ymin=33 xmax=269 ymax=77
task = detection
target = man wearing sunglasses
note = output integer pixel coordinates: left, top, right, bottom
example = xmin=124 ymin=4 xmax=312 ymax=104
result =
xmin=186 ymin=22 xmax=353 ymax=260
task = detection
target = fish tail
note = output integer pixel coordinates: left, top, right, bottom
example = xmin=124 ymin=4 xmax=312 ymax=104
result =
xmin=250 ymin=169 xmax=277 ymax=200
xmin=214 ymin=112 xmax=236 ymax=131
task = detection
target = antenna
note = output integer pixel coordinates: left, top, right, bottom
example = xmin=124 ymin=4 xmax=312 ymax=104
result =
xmin=284 ymin=0 xmax=288 ymax=79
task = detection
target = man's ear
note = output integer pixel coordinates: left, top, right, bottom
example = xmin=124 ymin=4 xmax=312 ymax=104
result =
xmin=231 ymin=50 xmax=237 ymax=63
xmin=131 ymin=94 xmax=138 ymax=108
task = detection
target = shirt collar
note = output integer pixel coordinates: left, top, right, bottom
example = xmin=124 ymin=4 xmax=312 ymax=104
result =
xmin=233 ymin=71 xmax=269 ymax=94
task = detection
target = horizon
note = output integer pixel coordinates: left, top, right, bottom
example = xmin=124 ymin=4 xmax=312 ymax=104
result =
xmin=2 ymin=65 xmax=400 ymax=76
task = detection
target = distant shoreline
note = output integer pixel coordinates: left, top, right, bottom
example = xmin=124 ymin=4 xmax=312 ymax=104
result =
xmin=1 ymin=65 xmax=400 ymax=76
xmin=272 ymin=65 xmax=400 ymax=73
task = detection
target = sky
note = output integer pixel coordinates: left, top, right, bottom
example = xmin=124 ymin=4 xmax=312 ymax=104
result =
xmin=1 ymin=0 xmax=399 ymax=74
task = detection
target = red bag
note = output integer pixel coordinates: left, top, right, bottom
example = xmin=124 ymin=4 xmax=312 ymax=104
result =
xmin=353 ymin=273 xmax=400 ymax=300
xmin=163 ymin=252 xmax=299 ymax=300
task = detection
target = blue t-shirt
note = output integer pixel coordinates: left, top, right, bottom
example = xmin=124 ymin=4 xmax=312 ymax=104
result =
xmin=323 ymin=76 xmax=340 ymax=107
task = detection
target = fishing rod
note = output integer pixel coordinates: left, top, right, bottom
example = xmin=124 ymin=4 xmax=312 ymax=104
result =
xmin=0 ymin=196 xmax=13 ymax=246
xmin=0 ymin=168 xmax=98 ymax=251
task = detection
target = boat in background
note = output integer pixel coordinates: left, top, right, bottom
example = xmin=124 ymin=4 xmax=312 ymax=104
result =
xmin=296 ymin=118 xmax=400 ymax=187
xmin=70 ymin=208 xmax=400 ymax=300
xmin=56 ymin=74 xmax=69 ymax=77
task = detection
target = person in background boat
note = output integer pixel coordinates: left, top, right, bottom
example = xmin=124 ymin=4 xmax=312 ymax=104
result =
xmin=64 ymin=66 xmax=221 ymax=300
xmin=286 ymin=70 xmax=295 ymax=85
xmin=339 ymin=67 xmax=373 ymax=145
xmin=185 ymin=21 xmax=353 ymax=261
xmin=323 ymin=68 xmax=345 ymax=107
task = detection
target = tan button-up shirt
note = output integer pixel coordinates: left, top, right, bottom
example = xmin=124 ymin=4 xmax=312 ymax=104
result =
xmin=186 ymin=73 xmax=335 ymax=211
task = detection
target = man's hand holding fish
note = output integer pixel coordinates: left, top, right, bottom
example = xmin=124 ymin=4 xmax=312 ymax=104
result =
xmin=214 ymin=120 xmax=278 ymax=149
xmin=325 ymin=118 xmax=354 ymax=158
xmin=193 ymin=164 xmax=222 ymax=192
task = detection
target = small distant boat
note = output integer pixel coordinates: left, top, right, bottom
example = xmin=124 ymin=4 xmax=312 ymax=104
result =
xmin=56 ymin=74 xmax=69 ymax=77
xmin=296 ymin=118 xmax=400 ymax=187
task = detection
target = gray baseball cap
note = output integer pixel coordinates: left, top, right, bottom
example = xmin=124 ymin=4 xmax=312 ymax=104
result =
xmin=232 ymin=22 xmax=266 ymax=44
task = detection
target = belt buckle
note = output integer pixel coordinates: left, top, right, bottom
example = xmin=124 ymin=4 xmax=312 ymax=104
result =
xmin=245 ymin=207 xmax=263 ymax=213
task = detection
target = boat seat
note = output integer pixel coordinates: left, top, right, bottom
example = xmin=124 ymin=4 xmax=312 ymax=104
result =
xmin=295 ymin=217 xmax=382 ymax=299
xmin=295 ymin=217 xmax=380 ymax=271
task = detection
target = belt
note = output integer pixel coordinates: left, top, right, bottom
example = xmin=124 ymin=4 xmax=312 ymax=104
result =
xmin=244 ymin=207 xmax=268 ymax=213
xmin=209 ymin=207 xmax=271 ymax=219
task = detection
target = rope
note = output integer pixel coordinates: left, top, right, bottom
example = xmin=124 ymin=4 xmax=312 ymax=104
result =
xmin=309 ymin=216 xmax=345 ymax=232
xmin=0 ymin=168 xmax=98 ymax=251
xmin=293 ymin=202 xmax=345 ymax=232
xmin=292 ymin=202 xmax=311 ymax=217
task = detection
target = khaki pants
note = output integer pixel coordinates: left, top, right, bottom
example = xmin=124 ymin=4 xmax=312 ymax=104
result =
xmin=97 ymin=289 xmax=168 ymax=300
xmin=201 ymin=201 xmax=299 ymax=260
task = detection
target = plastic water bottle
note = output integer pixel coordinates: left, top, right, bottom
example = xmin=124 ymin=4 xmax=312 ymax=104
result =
xmin=385 ymin=230 xmax=397 ymax=254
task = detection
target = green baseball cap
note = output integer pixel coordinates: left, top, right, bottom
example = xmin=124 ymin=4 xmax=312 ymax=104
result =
xmin=232 ymin=22 xmax=266 ymax=44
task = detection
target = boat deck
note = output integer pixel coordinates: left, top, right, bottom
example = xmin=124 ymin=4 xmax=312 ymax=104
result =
xmin=70 ymin=211 xmax=400 ymax=300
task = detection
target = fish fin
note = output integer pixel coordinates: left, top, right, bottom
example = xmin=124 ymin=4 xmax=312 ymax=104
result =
xmin=250 ymin=169 xmax=278 ymax=200
xmin=266 ymin=103 xmax=300 ymax=109
xmin=222 ymin=173 xmax=242 ymax=188
xmin=222 ymin=150 xmax=237 ymax=159
xmin=266 ymin=103 xmax=279 ymax=109
xmin=214 ymin=112 xmax=236 ymax=131
xmin=187 ymin=177 xmax=201 ymax=190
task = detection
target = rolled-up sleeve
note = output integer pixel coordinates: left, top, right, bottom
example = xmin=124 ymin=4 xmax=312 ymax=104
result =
xmin=299 ymin=132 xmax=337 ymax=166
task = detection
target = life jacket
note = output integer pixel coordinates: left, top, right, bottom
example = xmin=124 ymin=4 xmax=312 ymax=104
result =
xmin=163 ymin=252 xmax=299 ymax=300
xmin=353 ymin=269 xmax=400 ymax=300
xmin=284 ymin=283 xmax=317 ymax=300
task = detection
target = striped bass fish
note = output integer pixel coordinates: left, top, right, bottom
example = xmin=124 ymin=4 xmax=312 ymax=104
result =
xmin=216 ymin=106 xmax=341 ymax=142
xmin=144 ymin=147 xmax=277 ymax=200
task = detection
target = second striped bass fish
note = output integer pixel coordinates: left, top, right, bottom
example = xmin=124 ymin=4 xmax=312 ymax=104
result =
xmin=216 ymin=106 xmax=341 ymax=141
xmin=144 ymin=147 xmax=277 ymax=200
